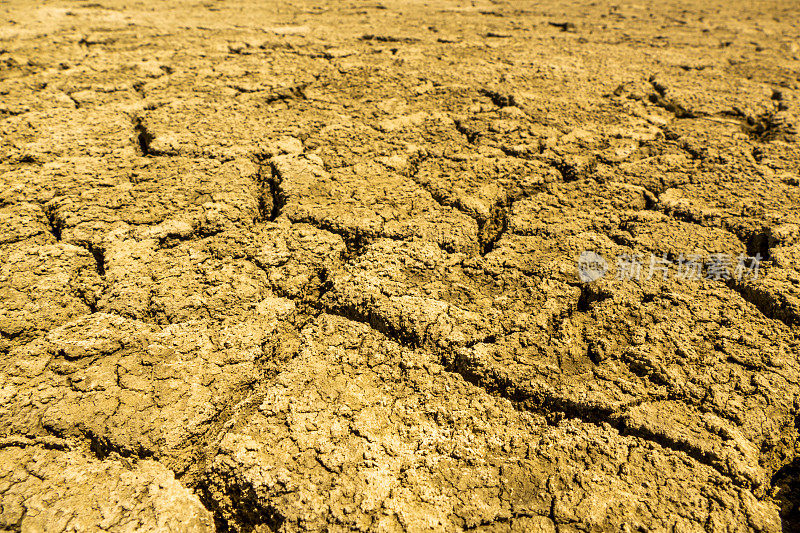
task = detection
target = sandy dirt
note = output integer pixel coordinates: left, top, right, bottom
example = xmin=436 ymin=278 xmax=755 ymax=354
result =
xmin=1 ymin=0 xmax=800 ymax=531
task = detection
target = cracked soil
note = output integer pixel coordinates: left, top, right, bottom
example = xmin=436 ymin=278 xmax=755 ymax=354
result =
xmin=1 ymin=0 xmax=800 ymax=531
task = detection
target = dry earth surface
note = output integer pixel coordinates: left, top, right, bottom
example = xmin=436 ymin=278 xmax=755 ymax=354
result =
xmin=1 ymin=0 xmax=800 ymax=531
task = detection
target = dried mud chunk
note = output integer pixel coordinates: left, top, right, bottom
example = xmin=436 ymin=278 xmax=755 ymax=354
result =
xmin=610 ymin=211 xmax=745 ymax=260
xmin=514 ymin=197 xmax=744 ymax=265
xmin=103 ymin=239 xmax=272 ymax=324
xmin=203 ymin=314 xmax=779 ymax=532
xmin=658 ymin=186 xmax=728 ymax=226
xmin=611 ymin=148 xmax=697 ymax=195
xmin=1 ymin=307 xmax=297 ymax=476
xmin=751 ymin=141 xmax=800 ymax=175
xmin=100 ymin=223 xmax=344 ymax=321
xmin=0 ymin=108 xmax=138 ymax=163
xmin=138 ymin=99 xmax=319 ymax=159
xmin=222 ymin=222 xmax=347 ymax=299
xmin=0 ymin=202 xmax=54 ymax=247
xmin=0 ymin=243 xmax=103 ymax=352
xmin=413 ymin=154 xmax=561 ymax=247
xmin=647 ymin=71 xmax=775 ymax=118
xmin=308 ymin=110 xmax=473 ymax=169
xmin=728 ymin=264 xmax=800 ymax=327
xmin=663 ymin=119 xmax=762 ymax=167
xmin=306 ymin=121 xmax=414 ymax=169
xmin=321 ymin=238 xmax=560 ymax=350
xmin=657 ymin=167 xmax=800 ymax=233
xmin=508 ymin=180 xmax=651 ymax=237
xmin=0 ymin=155 xmax=137 ymax=206
xmin=772 ymin=240 xmax=800 ymax=271
xmin=45 ymin=157 xmax=261 ymax=247
xmin=39 ymin=58 xmax=166 ymax=108
xmin=0 ymin=77 xmax=77 ymax=115
xmin=274 ymin=155 xmax=479 ymax=254
xmin=0 ymin=446 xmax=214 ymax=532
xmin=140 ymin=51 xmax=321 ymax=103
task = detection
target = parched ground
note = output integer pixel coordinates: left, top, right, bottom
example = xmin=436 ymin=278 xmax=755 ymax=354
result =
xmin=1 ymin=1 xmax=800 ymax=531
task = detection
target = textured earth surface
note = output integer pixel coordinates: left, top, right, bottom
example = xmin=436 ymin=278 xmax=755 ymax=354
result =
xmin=1 ymin=0 xmax=800 ymax=531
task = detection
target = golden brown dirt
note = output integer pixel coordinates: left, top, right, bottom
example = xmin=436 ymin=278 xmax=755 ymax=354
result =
xmin=1 ymin=1 xmax=800 ymax=531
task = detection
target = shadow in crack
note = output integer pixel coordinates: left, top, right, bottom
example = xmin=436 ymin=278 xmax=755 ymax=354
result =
xmin=772 ymin=456 xmax=800 ymax=532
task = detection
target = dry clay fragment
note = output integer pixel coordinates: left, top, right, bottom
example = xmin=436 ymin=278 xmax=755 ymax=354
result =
xmin=0 ymin=445 xmax=214 ymax=532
